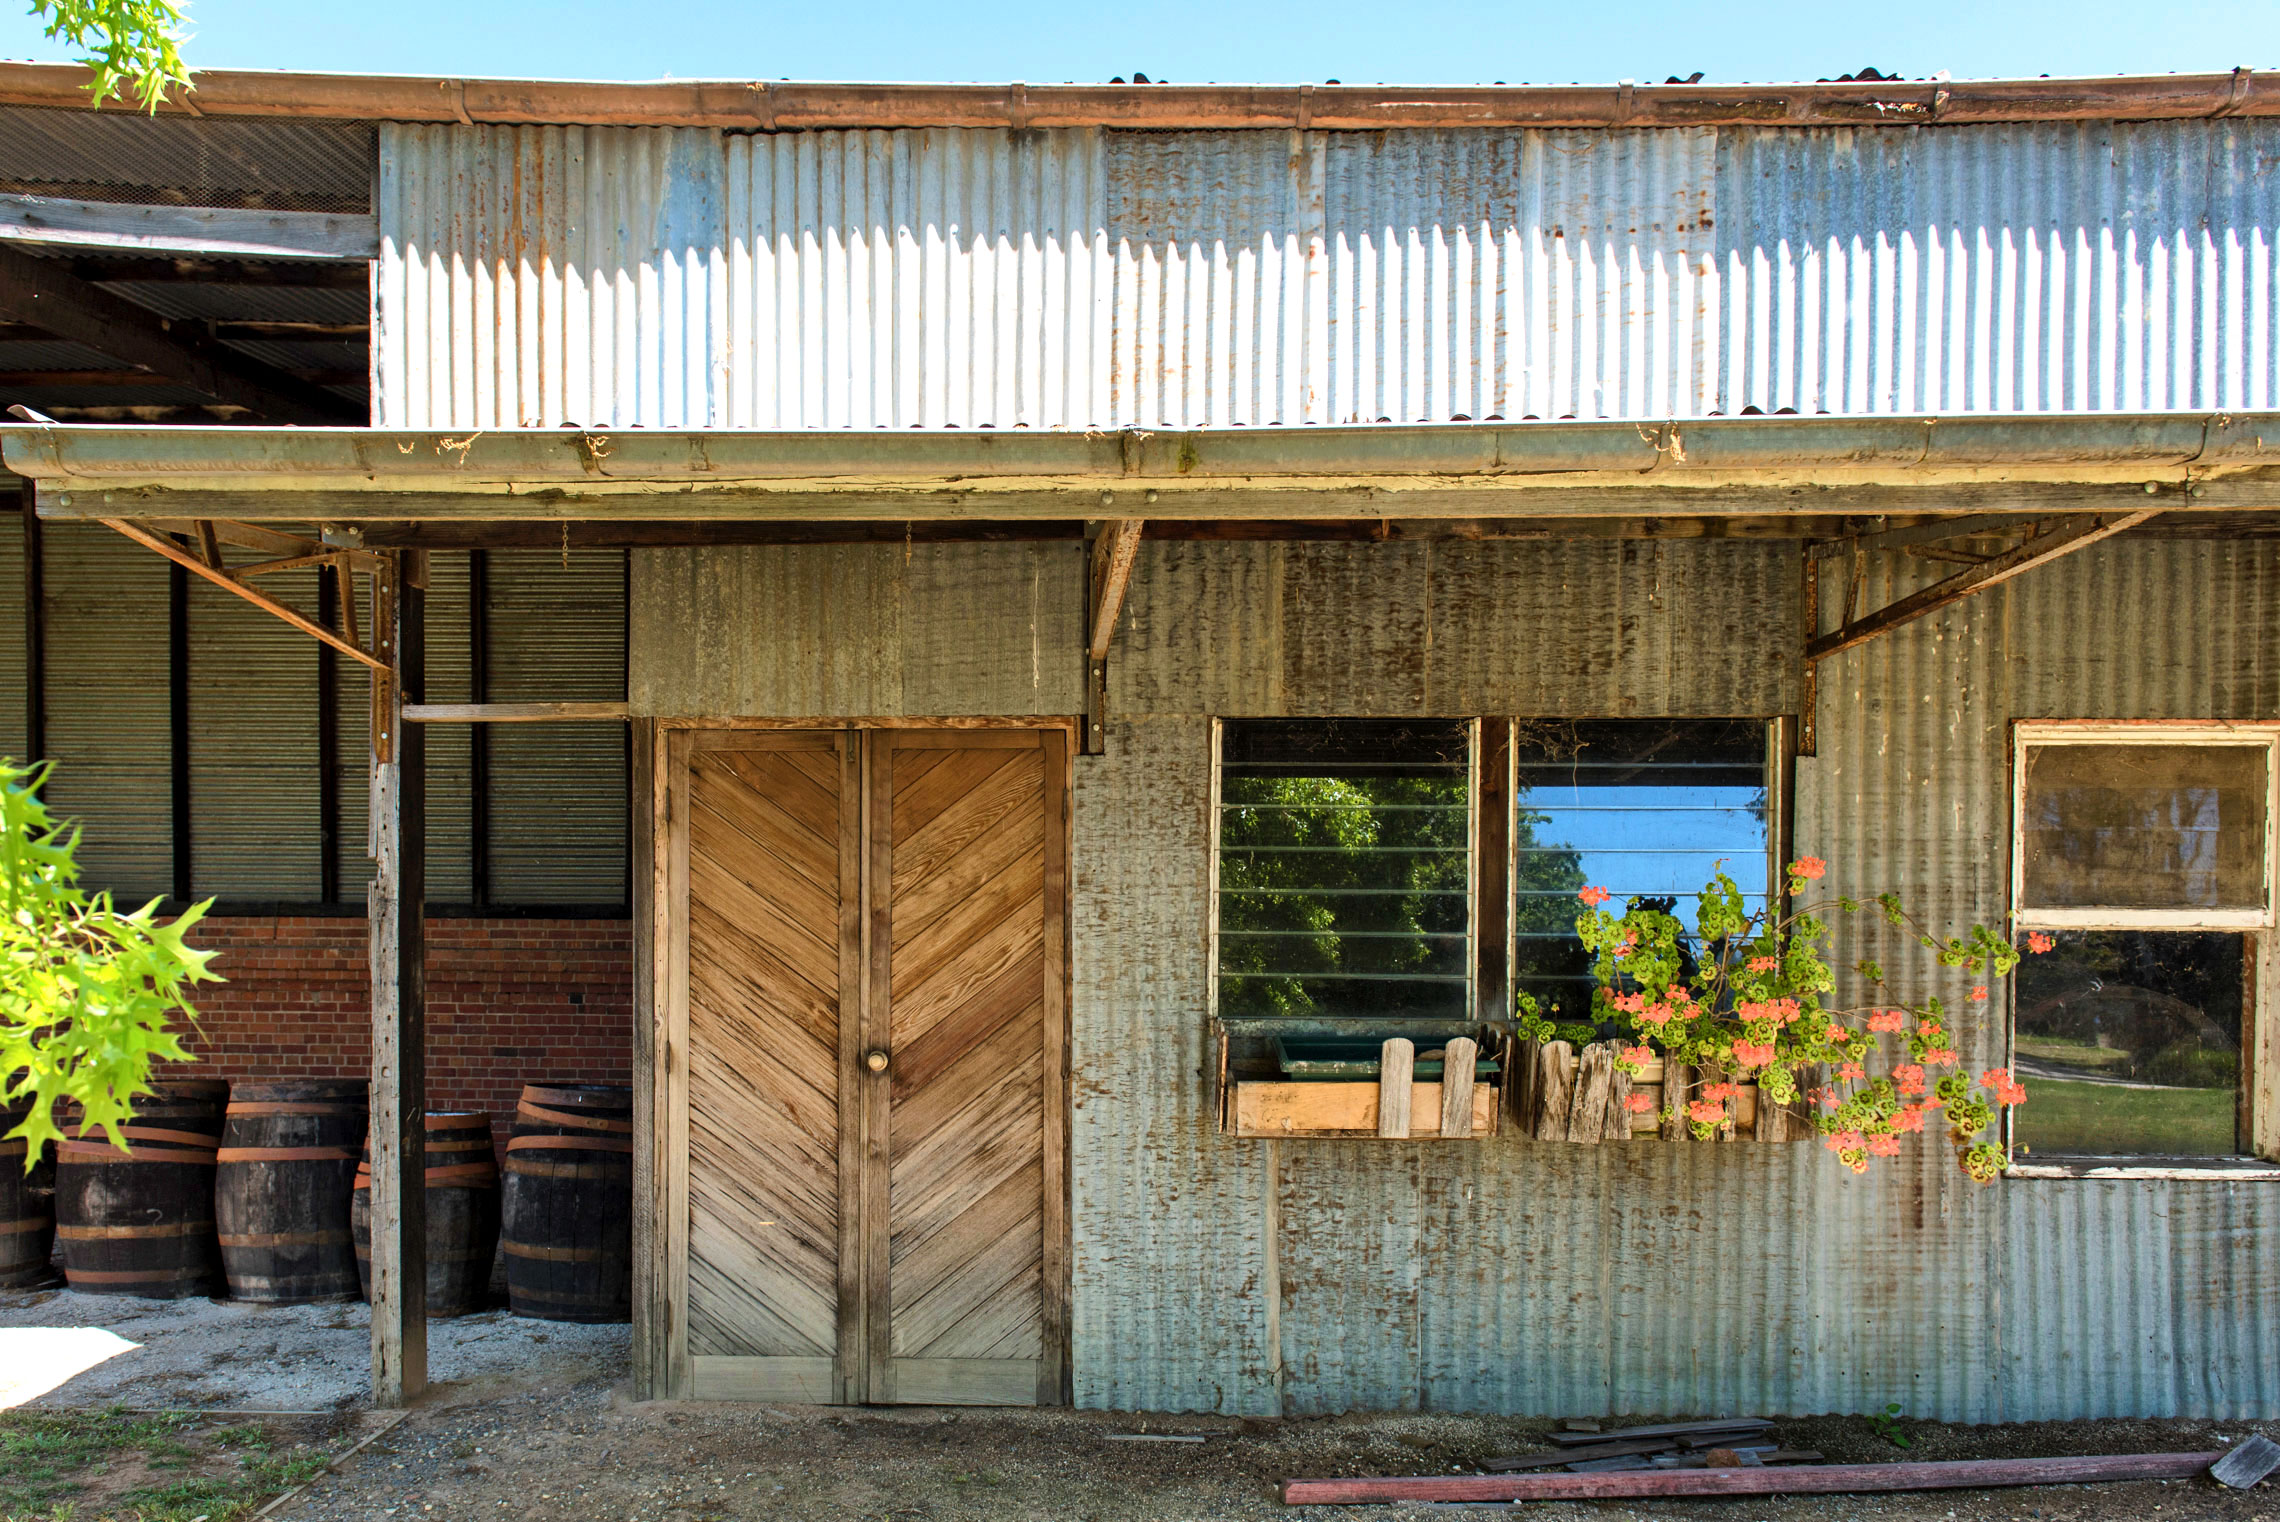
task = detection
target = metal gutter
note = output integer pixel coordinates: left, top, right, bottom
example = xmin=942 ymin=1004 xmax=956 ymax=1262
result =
xmin=9 ymin=414 xmax=2278 ymax=521
xmin=0 ymin=62 xmax=2270 ymax=131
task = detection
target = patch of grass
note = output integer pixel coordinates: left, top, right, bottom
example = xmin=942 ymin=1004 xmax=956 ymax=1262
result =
xmin=2013 ymin=1076 xmax=2237 ymax=1156
xmin=0 ymin=1408 xmax=339 ymax=1522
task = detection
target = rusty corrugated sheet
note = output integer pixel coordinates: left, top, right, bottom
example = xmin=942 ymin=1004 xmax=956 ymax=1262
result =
xmin=1715 ymin=120 xmax=2280 ymax=414
xmin=1070 ymin=716 xmax=1277 ymax=1414
xmin=378 ymin=119 xmax=2280 ymax=428
xmin=628 ymin=542 xmax=1082 ymax=717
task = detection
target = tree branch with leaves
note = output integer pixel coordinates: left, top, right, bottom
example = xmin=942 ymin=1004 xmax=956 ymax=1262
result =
xmin=2 ymin=758 xmax=220 ymax=1167
xmin=26 ymin=0 xmax=191 ymax=111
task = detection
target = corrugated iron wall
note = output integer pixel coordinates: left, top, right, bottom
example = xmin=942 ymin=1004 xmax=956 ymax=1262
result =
xmin=0 ymin=509 xmax=23 ymax=766
xmin=630 ymin=534 xmax=2280 ymax=1418
xmin=379 ymin=118 xmax=2280 ymax=428
xmin=40 ymin=524 xmax=173 ymax=901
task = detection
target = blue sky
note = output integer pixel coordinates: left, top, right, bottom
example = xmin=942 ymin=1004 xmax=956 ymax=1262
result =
xmin=0 ymin=0 xmax=2274 ymax=87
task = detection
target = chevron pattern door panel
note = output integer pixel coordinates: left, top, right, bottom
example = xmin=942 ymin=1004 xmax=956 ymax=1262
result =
xmin=875 ymin=731 xmax=1068 ymax=1404
xmin=684 ymin=733 xmax=860 ymax=1402
xmin=677 ymin=727 xmax=1066 ymax=1405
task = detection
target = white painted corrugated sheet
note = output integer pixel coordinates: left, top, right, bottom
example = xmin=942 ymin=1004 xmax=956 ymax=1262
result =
xmin=1716 ymin=122 xmax=2280 ymax=415
xmin=378 ymin=119 xmax=2280 ymax=428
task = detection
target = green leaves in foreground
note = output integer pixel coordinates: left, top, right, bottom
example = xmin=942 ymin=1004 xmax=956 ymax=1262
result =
xmin=23 ymin=0 xmax=192 ymax=111
xmin=1 ymin=758 xmax=220 ymax=1168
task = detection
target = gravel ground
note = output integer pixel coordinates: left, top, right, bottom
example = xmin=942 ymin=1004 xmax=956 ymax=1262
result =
xmin=0 ymin=1285 xmax=627 ymax=1411
xmin=3 ymin=1288 xmax=2273 ymax=1521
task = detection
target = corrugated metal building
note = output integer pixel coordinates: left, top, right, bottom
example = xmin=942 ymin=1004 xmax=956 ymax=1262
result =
xmin=6 ymin=62 xmax=2280 ymax=1419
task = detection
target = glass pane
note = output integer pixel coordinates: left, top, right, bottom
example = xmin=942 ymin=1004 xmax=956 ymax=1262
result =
xmin=2012 ymin=929 xmax=2245 ymax=1157
xmin=1217 ymin=719 xmax=1470 ymax=1021
xmin=1511 ymin=719 xmax=1769 ymax=1026
xmin=2021 ymin=743 xmax=2267 ymax=912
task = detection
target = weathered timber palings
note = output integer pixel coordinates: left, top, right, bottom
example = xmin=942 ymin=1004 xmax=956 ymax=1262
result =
xmin=1519 ymin=1042 xmax=1796 ymax=1144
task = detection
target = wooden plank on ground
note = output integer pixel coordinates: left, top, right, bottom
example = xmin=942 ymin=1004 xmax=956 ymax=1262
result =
xmin=1282 ymin=1452 xmax=2227 ymax=1505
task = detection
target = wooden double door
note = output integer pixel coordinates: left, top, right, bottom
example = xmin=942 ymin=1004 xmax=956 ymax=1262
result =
xmin=672 ymin=727 xmax=1069 ymax=1405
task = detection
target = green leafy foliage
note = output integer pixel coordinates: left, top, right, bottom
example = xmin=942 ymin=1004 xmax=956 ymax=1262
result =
xmin=24 ymin=0 xmax=191 ymax=111
xmin=1529 ymin=854 xmax=2040 ymax=1182
xmin=1 ymin=758 xmax=220 ymax=1169
xmin=1217 ymin=773 xmax=1469 ymax=1020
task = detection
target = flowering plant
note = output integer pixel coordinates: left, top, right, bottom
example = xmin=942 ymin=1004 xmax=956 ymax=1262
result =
xmin=1519 ymin=857 xmax=2044 ymax=1183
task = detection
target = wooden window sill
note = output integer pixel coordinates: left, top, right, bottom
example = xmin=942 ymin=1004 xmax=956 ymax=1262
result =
xmin=2007 ymin=1156 xmax=2280 ymax=1180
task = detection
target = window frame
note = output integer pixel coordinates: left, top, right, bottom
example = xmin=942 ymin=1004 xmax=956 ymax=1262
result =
xmin=2007 ymin=719 xmax=2280 ymax=1174
xmin=2010 ymin=721 xmax=2280 ymax=931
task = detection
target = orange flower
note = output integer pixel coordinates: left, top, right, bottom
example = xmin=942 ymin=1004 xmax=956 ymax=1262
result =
xmin=1824 ymin=1023 xmax=1851 ymax=1043
xmin=1969 ymin=986 xmax=1989 ymax=1002
xmin=2027 ymin=931 xmax=2056 ymax=954
xmin=1625 ymin=1092 xmax=1656 ymax=1114
xmin=1922 ymin=1047 xmax=1959 ymax=1068
xmin=1867 ymin=1009 xmax=1905 ymax=1033
xmin=1579 ymin=886 xmax=1612 ymax=907
xmin=1747 ymin=955 xmax=1780 ymax=973
xmin=1790 ymin=856 xmax=1828 ymax=880
xmin=1895 ymin=1106 xmax=1927 ymax=1133
xmin=1687 ymin=1099 xmax=1728 ymax=1125
xmin=1867 ymin=1133 xmax=1901 ymax=1157
xmin=1838 ymin=1062 xmax=1866 ymax=1082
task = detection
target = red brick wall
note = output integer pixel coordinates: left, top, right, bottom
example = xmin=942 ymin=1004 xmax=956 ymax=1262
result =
xmin=161 ymin=915 xmax=633 ymax=1145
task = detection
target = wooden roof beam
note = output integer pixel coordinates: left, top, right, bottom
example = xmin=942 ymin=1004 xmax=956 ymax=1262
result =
xmin=0 ymin=243 xmax=362 ymax=425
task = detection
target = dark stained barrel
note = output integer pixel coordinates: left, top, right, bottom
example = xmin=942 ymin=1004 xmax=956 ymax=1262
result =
xmin=501 ymin=1083 xmax=632 ymax=1323
xmin=215 ymin=1079 xmax=367 ymax=1303
xmin=1 ymin=1096 xmax=60 ymax=1289
xmin=54 ymin=1079 xmax=229 ymax=1298
xmin=351 ymin=1111 xmax=500 ymax=1317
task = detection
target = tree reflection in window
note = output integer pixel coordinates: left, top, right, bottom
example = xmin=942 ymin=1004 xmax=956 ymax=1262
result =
xmin=1216 ymin=720 xmax=1478 ymax=1021
xmin=2012 ymin=929 xmax=2246 ymax=1157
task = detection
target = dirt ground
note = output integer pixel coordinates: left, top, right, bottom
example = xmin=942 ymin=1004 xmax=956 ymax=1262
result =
xmin=4 ymin=1286 xmax=2275 ymax=1522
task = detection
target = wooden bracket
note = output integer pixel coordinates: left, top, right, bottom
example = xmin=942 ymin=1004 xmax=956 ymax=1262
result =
xmin=1082 ymin=519 xmax=1143 ymax=757
xmin=1806 ymin=510 xmax=2159 ymax=664
xmin=100 ymin=517 xmax=388 ymax=673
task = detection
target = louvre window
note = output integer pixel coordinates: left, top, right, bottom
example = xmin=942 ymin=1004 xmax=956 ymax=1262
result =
xmin=1512 ymin=719 xmax=1771 ymax=1028
xmin=1215 ymin=719 xmax=1473 ymax=1023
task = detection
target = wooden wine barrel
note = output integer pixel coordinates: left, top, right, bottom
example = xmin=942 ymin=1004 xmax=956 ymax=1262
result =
xmin=501 ymin=1083 xmax=632 ymax=1323
xmin=54 ymin=1078 xmax=229 ymax=1298
xmin=1 ymin=1096 xmax=59 ymax=1289
xmin=351 ymin=1111 xmax=500 ymax=1317
xmin=215 ymin=1079 xmax=367 ymax=1303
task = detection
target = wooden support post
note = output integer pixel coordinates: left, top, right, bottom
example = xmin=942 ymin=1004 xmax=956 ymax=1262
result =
xmin=20 ymin=487 xmax=43 ymax=767
xmin=368 ymin=550 xmax=427 ymax=1408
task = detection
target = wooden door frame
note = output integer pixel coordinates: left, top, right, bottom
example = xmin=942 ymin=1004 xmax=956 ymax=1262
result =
xmin=635 ymin=717 xmax=1077 ymax=1404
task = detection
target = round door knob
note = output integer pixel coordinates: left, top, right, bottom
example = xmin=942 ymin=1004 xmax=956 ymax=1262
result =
xmin=864 ymin=1049 xmax=890 ymax=1073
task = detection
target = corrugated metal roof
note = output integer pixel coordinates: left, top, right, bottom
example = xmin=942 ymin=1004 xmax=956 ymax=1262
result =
xmin=375 ymin=118 xmax=2280 ymax=430
xmin=0 ymin=105 xmax=373 ymax=211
